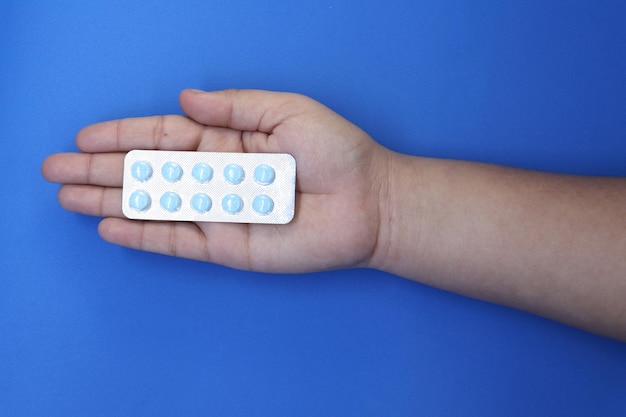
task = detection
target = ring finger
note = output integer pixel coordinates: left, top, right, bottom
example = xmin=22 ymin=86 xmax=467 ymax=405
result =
xmin=58 ymin=185 xmax=123 ymax=218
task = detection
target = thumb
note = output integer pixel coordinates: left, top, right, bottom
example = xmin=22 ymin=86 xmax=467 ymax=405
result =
xmin=179 ymin=89 xmax=305 ymax=133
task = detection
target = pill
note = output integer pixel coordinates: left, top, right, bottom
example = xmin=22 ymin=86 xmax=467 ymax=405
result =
xmin=224 ymin=164 xmax=244 ymax=185
xmin=129 ymin=190 xmax=151 ymax=211
xmin=131 ymin=161 xmax=153 ymax=182
xmin=160 ymin=192 xmax=182 ymax=212
xmin=252 ymin=195 xmax=274 ymax=215
xmin=191 ymin=193 xmax=212 ymax=213
xmin=192 ymin=163 xmax=213 ymax=183
xmin=254 ymin=164 xmax=275 ymax=185
xmin=222 ymin=194 xmax=243 ymax=214
xmin=162 ymin=162 xmax=183 ymax=182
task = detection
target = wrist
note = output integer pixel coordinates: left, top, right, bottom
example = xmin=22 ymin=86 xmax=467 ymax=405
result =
xmin=367 ymin=150 xmax=433 ymax=277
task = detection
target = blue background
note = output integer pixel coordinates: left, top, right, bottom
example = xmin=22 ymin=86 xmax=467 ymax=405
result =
xmin=2 ymin=1 xmax=625 ymax=416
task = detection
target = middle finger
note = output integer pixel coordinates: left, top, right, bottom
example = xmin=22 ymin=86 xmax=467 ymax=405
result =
xmin=42 ymin=152 xmax=124 ymax=187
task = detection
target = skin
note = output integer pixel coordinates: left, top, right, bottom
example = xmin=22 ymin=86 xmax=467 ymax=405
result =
xmin=42 ymin=89 xmax=626 ymax=341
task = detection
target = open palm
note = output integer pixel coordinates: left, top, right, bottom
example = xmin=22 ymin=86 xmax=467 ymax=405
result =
xmin=42 ymin=89 xmax=388 ymax=272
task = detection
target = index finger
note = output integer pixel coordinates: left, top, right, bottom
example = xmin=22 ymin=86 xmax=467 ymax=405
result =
xmin=76 ymin=115 xmax=206 ymax=153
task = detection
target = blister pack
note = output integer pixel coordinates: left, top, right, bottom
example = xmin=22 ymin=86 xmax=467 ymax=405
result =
xmin=122 ymin=150 xmax=296 ymax=224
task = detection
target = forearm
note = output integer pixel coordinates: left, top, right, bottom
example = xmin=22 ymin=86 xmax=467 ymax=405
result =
xmin=371 ymin=151 xmax=626 ymax=340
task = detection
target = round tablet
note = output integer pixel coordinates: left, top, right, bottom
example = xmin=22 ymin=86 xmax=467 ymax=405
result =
xmin=131 ymin=161 xmax=153 ymax=182
xmin=223 ymin=164 xmax=244 ymax=185
xmin=253 ymin=164 xmax=275 ymax=185
xmin=160 ymin=192 xmax=182 ymax=212
xmin=191 ymin=193 xmax=212 ymax=213
xmin=252 ymin=195 xmax=274 ymax=215
xmin=162 ymin=162 xmax=183 ymax=182
xmin=129 ymin=190 xmax=151 ymax=211
xmin=222 ymin=194 xmax=243 ymax=214
xmin=192 ymin=163 xmax=213 ymax=183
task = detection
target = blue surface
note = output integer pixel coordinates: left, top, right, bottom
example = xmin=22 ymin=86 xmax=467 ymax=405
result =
xmin=2 ymin=1 xmax=626 ymax=416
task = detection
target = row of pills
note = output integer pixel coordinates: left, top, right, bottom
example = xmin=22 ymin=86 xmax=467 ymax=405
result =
xmin=129 ymin=191 xmax=274 ymax=216
xmin=131 ymin=160 xmax=276 ymax=186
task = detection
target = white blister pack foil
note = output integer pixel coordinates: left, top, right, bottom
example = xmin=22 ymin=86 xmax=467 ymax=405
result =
xmin=122 ymin=150 xmax=296 ymax=224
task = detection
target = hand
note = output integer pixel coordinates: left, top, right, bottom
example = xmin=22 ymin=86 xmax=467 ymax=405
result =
xmin=42 ymin=89 xmax=390 ymax=272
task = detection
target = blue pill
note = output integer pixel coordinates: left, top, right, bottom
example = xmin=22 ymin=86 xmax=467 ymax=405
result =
xmin=253 ymin=164 xmax=275 ymax=185
xmin=129 ymin=190 xmax=151 ymax=211
xmin=224 ymin=164 xmax=244 ymax=185
xmin=162 ymin=162 xmax=183 ymax=182
xmin=252 ymin=195 xmax=274 ymax=215
xmin=192 ymin=163 xmax=213 ymax=183
xmin=160 ymin=192 xmax=182 ymax=212
xmin=131 ymin=161 xmax=153 ymax=182
xmin=222 ymin=194 xmax=243 ymax=214
xmin=191 ymin=193 xmax=212 ymax=213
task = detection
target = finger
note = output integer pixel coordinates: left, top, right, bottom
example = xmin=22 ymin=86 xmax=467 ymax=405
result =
xmin=98 ymin=218 xmax=246 ymax=265
xmin=76 ymin=115 xmax=205 ymax=153
xmin=42 ymin=153 xmax=124 ymax=186
xmin=179 ymin=89 xmax=312 ymax=133
xmin=99 ymin=215 xmax=291 ymax=270
xmin=58 ymin=185 xmax=123 ymax=217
